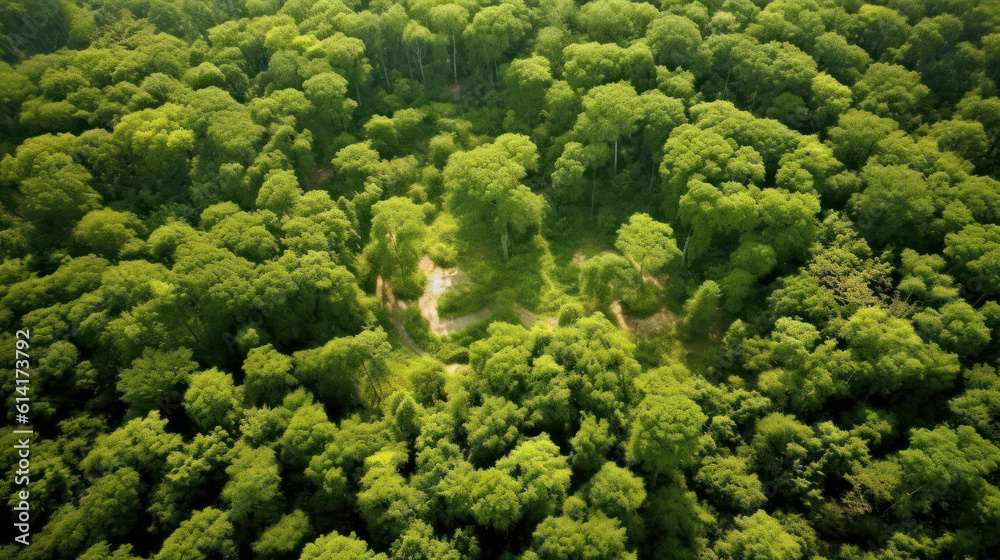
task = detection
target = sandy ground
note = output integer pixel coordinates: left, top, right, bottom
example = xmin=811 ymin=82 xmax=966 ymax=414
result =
xmin=626 ymin=310 xmax=679 ymax=334
xmin=514 ymin=304 xmax=557 ymax=328
xmin=378 ymin=277 xmax=425 ymax=355
xmin=388 ymin=247 xmax=675 ymax=357
xmin=609 ymin=301 xmax=630 ymax=331
xmin=417 ymin=256 xmax=493 ymax=336
xmin=572 ymin=250 xmax=676 ymax=336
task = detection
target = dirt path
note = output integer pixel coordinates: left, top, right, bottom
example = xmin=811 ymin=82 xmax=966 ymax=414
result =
xmin=417 ymin=256 xmax=495 ymax=336
xmin=514 ymin=304 xmax=556 ymax=328
xmin=393 ymin=311 xmax=425 ymax=355
xmin=626 ymin=310 xmax=679 ymax=334
xmin=385 ymin=258 xmax=559 ymax=355
xmin=378 ymin=277 xmax=425 ymax=355
xmin=610 ymin=301 xmax=630 ymax=331
xmin=571 ymin=247 xmax=675 ymax=335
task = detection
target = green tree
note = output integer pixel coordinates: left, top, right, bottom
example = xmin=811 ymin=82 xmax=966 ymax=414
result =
xmin=389 ymin=521 xmax=470 ymax=560
xmin=256 ymin=168 xmax=303 ymax=216
xmin=464 ymin=3 xmax=530 ymax=85
xmin=365 ymin=197 xmax=428 ymax=286
xmin=812 ymin=31 xmax=871 ymax=85
xmin=580 ymin=253 xmax=641 ymax=308
xmin=896 ymin=425 xmax=1000 ymax=514
xmin=552 ymin=141 xmax=588 ymax=204
xmin=82 ymin=411 xmax=183 ymax=477
xmin=588 ymin=463 xmax=646 ymax=522
xmin=852 ymin=63 xmax=929 ymax=129
xmin=497 ymin=436 xmax=572 ymax=522
xmin=529 ymin=514 xmax=637 ymax=560
xmin=563 ymin=42 xmax=656 ymax=92
xmin=242 ymin=344 xmax=296 ymax=407
xmin=155 ymin=508 xmax=235 ymax=560
xmin=428 ymin=3 xmax=470 ymax=90
xmin=570 ymin=413 xmax=616 ymax=473
xmin=682 ymin=281 xmax=721 ymax=339
xmin=840 ymin=307 xmax=960 ymax=397
xmin=574 ymin=82 xmax=641 ymax=176
xmin=403 ymin=21 xmax=439 ymax=85
xmin=117 ymin=347 xmax=198 ymax=419
xmin=183 ymin=368 xmax=240 ymax=432
xmin=0 ymin=135 xmax=101 ymax=226
xmin=615 ymin=213 xmax=680 ymax=280
xmin=444 ymin=134 xmax=545 ymax=260
xmin=944 ymin=223 xmax=1000 ymax=295
xmin=950 ymin=365 xmax=1000 ymax=440
xmin=357 ymin=449 xmax=429 ymax=544
xmin=627 ymin=392 xmax=706 ymax=480
xmin=503 ymin=55 xmax=553 ymax=126
xmin=912 ymin=301 xmax=991 ymax=357
xmin=79 ymin=467 xmax=142 ymax=541
xmin=469 ymin=467 xmax=523 ymax=530
xmin=646 ymin=14 xmax=702 ymax=69
xmin=254 ymin=510 xmax=311 ymax=559
xmin=695 ymin=455 xmax=766 ymax=511
xmin=72 ymin=208 xmax=146 ymax=258
xmin=465 ymin=396 xmax=525 ymax=465
xmin=826 ymin=109 xmax=901 ymax=169
xmin=715 ymin=511 xmax=804 ymax=560
xmin=222 ymin=442 xmax=283 ymax=531
xmin=299 ymin=531 xmax=387 ymax=560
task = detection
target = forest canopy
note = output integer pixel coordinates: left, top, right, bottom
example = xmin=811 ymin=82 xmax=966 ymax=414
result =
xmin=2 ymin=0 xmax=1000 ymax=559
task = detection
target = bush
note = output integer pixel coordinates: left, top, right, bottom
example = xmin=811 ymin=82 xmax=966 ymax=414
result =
xmin=435 ymin=343 xmax=469 ymax=364
xmin=621 ymin=286 xmax=663 ymax=318
xmin=437 ymin=284 xmax=488 ymax=318
xmin=393 ymin=270 xmax=426 ymax=301
xmin=408 ymin=356 xmax=447 ymax=404
xmin=558 ymin=302 xmax=586 ymax=326
xmin=446 ymin=318 xmax=494 ymax=348
xmin=428 ymin=242 xmax=457 ymax=268
xmin=403 ymin=306 xmax=439 ymax=352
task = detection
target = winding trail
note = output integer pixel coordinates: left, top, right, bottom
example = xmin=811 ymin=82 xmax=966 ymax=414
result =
xmin=378 ymin=277 xmax=425 ymax=355
xmin=514 ymin=304 xmax=557 ymax=329
xmin=382 ymin=257 xmax=497 ymax=356
xmin=417 ymin=256 xmax=492 ymax=336
xmin=386 ymin=249 xmax=671 ymax=356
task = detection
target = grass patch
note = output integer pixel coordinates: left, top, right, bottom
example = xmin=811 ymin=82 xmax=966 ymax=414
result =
xmin=403 ymin=306 xmax=439 ymax=353
xmin=437 ymin=284 xmax=489 ymax=318
xmin=621 ymin=285 xmax=665 ymax=318
xmin=392 ymin=270 xmax=427 ymax=301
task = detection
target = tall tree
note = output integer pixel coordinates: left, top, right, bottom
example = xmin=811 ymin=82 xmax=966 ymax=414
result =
xmin=444 ymin=134 xmax=544 ymax=260
xmin=573 ymin=82 xmax=641 ymax=176
xmin=615 ymin=213 xmax=680 ymax=280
